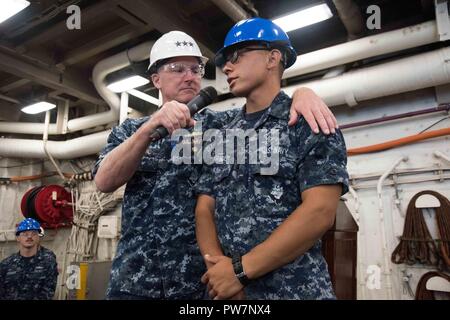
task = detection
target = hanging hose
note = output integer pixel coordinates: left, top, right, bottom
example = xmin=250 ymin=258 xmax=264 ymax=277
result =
xmin=20 ymin=185 xmax=74 ymax=228
xmin=391 ymin=191 xmax=450 ymax=269
xmin=0 ymin=170 xmax=93 ymax=185
xmin=415 ymin=271 xmax=450 ymax=300
xmin=347 ymin=127 xmax=450 ymax=156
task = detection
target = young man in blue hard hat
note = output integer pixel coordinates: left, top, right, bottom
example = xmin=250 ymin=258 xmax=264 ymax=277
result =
xmin=94 ymin=31 xmax=339 ymax=299
xmin=195 ymin=18 xmax=349 ymax=300
xmin=0 ymin=218 xmax=58 ymax=300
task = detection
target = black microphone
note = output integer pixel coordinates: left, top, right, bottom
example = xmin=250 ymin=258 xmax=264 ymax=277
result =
xmin=150 ymin=86 xmax=218 ymax=141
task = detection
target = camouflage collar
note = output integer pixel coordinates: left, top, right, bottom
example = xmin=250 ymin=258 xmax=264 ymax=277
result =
xmin=264 ymin=91 xmax=291 ymax=120
xmin=241 ymin=91 xmax=290 ymax=120
xmin=226 ymin=91 xmax=291 ymax=129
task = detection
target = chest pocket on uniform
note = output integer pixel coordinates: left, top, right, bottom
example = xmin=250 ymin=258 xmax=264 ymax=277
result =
xmin=252 ymin=157 xmax=297 ymax=178
xmin=251 ymin=157 xmax=299 ymax=202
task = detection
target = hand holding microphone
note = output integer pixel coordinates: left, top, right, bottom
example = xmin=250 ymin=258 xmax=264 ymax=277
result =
xmin=148 ymin=86 xmax=217 ymax=141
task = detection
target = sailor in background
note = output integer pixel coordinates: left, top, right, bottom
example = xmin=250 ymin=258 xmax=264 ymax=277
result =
xmin=0 ymin=218 xmax=58 ymax=300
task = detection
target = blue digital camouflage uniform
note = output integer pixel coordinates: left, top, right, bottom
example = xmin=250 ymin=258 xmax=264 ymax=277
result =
xmin=92 ymin=108 xmax=237 ymax=299
xmin=0 ymin=247 xmax=58 ymax=300
xmin=195 ymin=91 xmax=349 ymax=300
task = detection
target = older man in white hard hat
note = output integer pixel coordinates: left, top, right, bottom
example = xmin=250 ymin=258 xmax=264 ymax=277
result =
xmin=93 ymin=31 xmax=337 ymax=299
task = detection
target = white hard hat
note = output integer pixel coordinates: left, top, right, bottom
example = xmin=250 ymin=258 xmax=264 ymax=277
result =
xmin=148 ymin=31 xmax=208 ymax=72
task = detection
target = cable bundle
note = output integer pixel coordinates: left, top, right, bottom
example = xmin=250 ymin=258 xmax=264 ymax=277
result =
xmin=67 ymin=181 xmax=123 ymax=262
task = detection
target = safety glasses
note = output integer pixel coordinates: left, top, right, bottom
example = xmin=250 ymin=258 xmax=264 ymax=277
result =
xmin=220 ymin=47 xmax=272 ymax=68
xmin=159 ymin=62 xmax=205 ymax=78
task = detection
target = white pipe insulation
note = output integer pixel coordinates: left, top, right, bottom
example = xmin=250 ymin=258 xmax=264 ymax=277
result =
xmin=0 ymin=21 xmax=441 ymax=135
xmin=282 ymin=20 xmax=439 ymax=79
xmin=210 ymin=46 xmax=450 ymax=110
xmin=2 ymin=45 xmax=450 ymax=159
xmin=0 ymin=22 xmax=448 ymax=159
xmin=0 ymin=41 xmax=154 ymax=135
xmin=0 ymin=131 xmax=109 ymax=159
xmin=283 ymin=46 xmax=450 ymax=107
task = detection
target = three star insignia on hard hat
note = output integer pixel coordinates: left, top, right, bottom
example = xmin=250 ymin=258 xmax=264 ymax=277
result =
xmin=175 ymin=41 xmax=194 ymax=47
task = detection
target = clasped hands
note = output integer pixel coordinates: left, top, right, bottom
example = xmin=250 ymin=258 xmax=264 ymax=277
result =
xmin=201 ymin=254 xmax=246 ymax=300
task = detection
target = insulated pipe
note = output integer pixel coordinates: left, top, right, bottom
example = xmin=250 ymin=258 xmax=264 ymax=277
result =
xmin=72 ymin=40 xmax=154 ymax=132
xmin=43 ymin=110 xmax=65 ymax=180
xmin=0 ymin=131 xmax=109 ymax=159
xmin=0 ymin=41 xmax=154 ymax=135
xmin=0 ymin=21 xmax=441 ymax=134
xmin=210 ymin=0 xmax=250 ymax=22
xmin=209 ymin=47 xmax=450 ymax=111
xmin=1 ymin=27 xmax=448 ymax=157
xmin=332 ymin=0 xmax=365 ymax=40
xmin=284 ymin=46 xmax=450 ymax=107
xmin=376 ymin=156 xmax=408 ymax=300
xmin=0 ymin=122 xmax=59 ymax=135
xmin=283 ymin=20 xmax=439 ymax=80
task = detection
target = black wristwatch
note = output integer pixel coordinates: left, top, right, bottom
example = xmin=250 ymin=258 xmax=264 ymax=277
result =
xmin=232 ymin=254 xmax=251 ymax=286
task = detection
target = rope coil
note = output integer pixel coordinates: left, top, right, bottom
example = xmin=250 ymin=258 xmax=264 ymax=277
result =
xmin=392 ymin=190 xmax=450 ymax=269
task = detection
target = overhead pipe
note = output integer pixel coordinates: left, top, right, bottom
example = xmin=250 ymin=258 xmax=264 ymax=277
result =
xmin=209 ymin=46 xmax=450 ymax=111
xmin=0 ymin=41 xmax=154 ymax=135
xmin=0 ymin=21 xmax=442 ymax=134
xmin=210 ymin=0 xmax=250 ymax=22
xmin=0 ymin=131 xmax=109 ymax=159
xmin=1 ymin=24 xmax=448 ymax=158
xmin=85 ymin=41 xmax=154 ymax=130
xmin=283 ymin=20 xmax=440 ymax=80
xmin=332 ymin=0 xmax=365 ymax=40
xmin=43 ymin=110 xmax=66 ymax=180
xmin=283 ymin=46 xmax=450 ymax=107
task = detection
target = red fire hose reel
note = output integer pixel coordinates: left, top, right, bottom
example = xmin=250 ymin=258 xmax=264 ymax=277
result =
xmin=21 ymin=185 xmax=74 ymax=229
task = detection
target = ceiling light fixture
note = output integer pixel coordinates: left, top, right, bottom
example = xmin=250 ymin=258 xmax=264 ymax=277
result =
xmin=272 ymin=3 xmax=333 ymax=33
xmin=107 ymin=75 xmax=150 ymax=93
xmin=21 ymin=101 xmax=56 ymax=114
xmin=0 ymin=0 xmax=30 ymax=24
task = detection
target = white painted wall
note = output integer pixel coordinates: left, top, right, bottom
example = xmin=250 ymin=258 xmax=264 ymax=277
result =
xmin=335 ymin=88 xmax=450 ymax=300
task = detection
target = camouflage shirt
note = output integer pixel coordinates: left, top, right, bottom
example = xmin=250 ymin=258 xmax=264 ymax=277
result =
xmin=196 ymin=91 xmax=349 ymax=300
xmin=92 ymin=108 xmax=237 ymax=299
xmin=0 ymin=247 xmax=58 ymax=300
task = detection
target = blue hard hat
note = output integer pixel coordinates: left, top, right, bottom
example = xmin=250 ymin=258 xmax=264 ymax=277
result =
xmin=215 ymin=17 xmax=297 ymax=68
xmin=16 ymin=218 xmax=42 ymax=236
